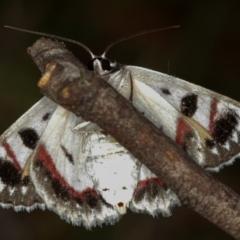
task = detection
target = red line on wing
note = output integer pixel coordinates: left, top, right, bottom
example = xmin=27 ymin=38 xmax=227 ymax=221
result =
xmin=175 ymin=117 xmax=191 ymax=145
xmin=136 ymin=177 xmax=164 ymax=190
xmin=36 ymin=144 xmax=95 ymax=199
xmin=2 ymin=141 xmax=22 ymax=171
xmin=209 ymin=99 xmax=218 ymax=134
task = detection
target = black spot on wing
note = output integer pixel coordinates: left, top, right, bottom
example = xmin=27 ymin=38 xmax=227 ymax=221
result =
xmin=51 ymin=178 xmax=71 ymax=201
xmin=18 ymin=128 xmax=39 ymax=149
xmin=42 ymin=112 xmax=51 ymax=121
xmin=133 ymin=178 xmax=165 ymax=203
xmin=161 ymin=88 xmax=171 ymax=95
xmin=212 ymin=112 xmax=238 ymax=145
xmin=34 ymin=160 xmax=72 ymax=201
xmin=85 ymin=191 xmax=99 ymax=208
xmin=134 ymin=187 xmax=145 ymax=202
xmin=0 ymin=159 xmax=21 ymax=186
xmin=181 ymin=94 xmax=198 ymax=117
xmin=22 ymin=176 xmax=30 ymax=186
xmin=60 ymin=145 xmax=74 ymax=164
xmin=205 ymin=139 xmax=215 ymax=149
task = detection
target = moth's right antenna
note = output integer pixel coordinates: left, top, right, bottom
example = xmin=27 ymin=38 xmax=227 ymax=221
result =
xmin=4 ymin=26 xmax=95 ymax=59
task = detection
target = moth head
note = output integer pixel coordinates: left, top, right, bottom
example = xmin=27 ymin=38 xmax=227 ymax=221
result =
xmin=87 ymin=57 xmax=117 ymax=75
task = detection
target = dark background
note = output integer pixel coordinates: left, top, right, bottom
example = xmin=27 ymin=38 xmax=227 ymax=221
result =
xmin=0 ymin=1 xmax=240 ymax=240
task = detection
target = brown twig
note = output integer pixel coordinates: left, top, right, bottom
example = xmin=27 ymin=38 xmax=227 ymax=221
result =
xmin=28 ymin=38 xmax=240 ymax=239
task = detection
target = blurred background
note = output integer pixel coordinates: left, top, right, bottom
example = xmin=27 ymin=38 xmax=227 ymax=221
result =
xmin=0 ymin=0 xmax=240 ymax=239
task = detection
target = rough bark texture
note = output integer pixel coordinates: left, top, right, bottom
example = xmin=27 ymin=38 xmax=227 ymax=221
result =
xmin=28 ymin=38 xmax=240 ymax=239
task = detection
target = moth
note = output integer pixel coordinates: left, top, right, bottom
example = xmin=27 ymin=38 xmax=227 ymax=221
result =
xmin=1 ymin=27 xmax=240 ymax=228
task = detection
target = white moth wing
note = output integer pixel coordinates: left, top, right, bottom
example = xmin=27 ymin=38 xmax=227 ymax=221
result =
xmin=81 ymin=122 xmax=180 ymax=219
xmin=84 ymin=132 xmax=140 ymax=215
xmin=75 ymin=119 xmax=180 ymax=219
xmin=107 ymin=67 xmax=206 ymax=165
xmin=130 ymin=164 xmax=180 ymax=216
xmin=109 ymin=66 xmax=240 ymax=171
xmin=30 ymin=105 xmax=123 ymax=228
xmin=0 ymin=97 xmax=57 ymax=210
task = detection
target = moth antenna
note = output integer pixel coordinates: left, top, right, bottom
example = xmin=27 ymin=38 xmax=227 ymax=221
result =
xmin=102 ymin=25 xmax=180 ymax=57
xmin=4 ymin=25 xmax=95 ymax=59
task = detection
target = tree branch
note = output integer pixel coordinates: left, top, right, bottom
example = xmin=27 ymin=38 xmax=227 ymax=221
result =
xmin=28 ymin=38 xmax=240 ymax=239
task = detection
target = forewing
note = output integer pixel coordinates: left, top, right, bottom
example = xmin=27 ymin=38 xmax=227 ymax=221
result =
xmin=120 ymin=66 xmax=240 ymax=171
xmin=0 ymin=97 xmax=57 ymax=210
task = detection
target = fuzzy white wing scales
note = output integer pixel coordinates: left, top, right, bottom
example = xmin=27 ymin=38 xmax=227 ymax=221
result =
xmin=108 ymin=67 xmax=206 ymax=166
xmin=130 ymin=164 xmax=180 ymax=216
xmin=0 ymin=97 xmax=57 ymax=210
xmin=85 ymin=132 xmax=140 ymax=214
xmin=30 ymin=105 xmax=122 ymax=228
xmin=116 ymin=66 xmax=240 ymax=170
xmin=0 ymin=92 xmax=180 ymax=227
xmin=0 ymin=97 xmax=57 ymax=168
xmin=132 ymin=79 xmax=179 ymax=139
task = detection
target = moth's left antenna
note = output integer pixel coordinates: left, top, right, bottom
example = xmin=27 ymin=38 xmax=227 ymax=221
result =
xmin=4 ymin=26 xmax=95 ymax=58
xmin=103 ymin=25 xmax=180 ymax=57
